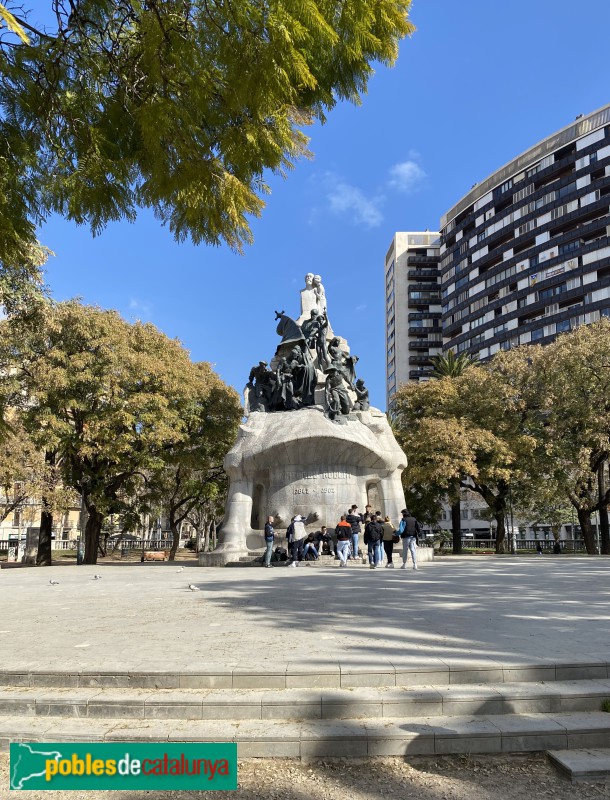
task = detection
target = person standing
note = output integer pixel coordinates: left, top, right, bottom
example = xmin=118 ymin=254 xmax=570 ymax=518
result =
xmin=399 ymin=508 xmax=421 ymax=570
xmin=346 ymin=505 xmax=362 ymax=561
xmin=263 ymin=515 xmax=275 ymax=567
xmin=365 ymin=514 xmax=384 ymax=569
xmin=382 ymin=515 xmax=397 ymax=568
xmin=335 ymin=516 xmax=352 ymax=567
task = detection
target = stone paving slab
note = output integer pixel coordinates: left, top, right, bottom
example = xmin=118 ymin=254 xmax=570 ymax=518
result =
xmin=2 ymin=558 xmax=610 ymax=678
xmin=548 ymin=748 xmax=610 ymax=782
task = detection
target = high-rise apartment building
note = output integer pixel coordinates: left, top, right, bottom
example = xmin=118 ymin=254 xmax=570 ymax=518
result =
xmin=385 ymin=232 xmax=441 ymax=408
xmin=439 ymin=104 xmax=610 ymax=359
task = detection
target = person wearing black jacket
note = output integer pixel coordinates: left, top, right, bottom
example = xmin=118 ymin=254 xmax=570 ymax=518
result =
xmin=345 ymin=505 xmax=362 ymax=560
xmin=364 ymin=514 xmax=384 ymax=569
xmin=263 ymin=515 xmax=275 ymax=568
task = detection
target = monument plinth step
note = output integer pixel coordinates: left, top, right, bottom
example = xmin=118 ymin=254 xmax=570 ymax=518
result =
xmin=1 ymin=711 xmax=609 ymax=758
xmin=0 ymin=680 xmax=609 ymax=723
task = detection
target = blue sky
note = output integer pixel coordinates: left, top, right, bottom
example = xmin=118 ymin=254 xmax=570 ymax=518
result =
xmin=38 ymin=0 xmax=610 ymax=409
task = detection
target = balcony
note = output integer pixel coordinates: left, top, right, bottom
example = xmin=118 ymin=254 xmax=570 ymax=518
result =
xmin=409 ymin=312 xmax=442 ymax=321
xmin=408 ymin=325 xmax=439 ymax=335
xmin=407 ymin=255 xmax=440 ymax=265
xmin=407 ymin=269 xmax=440 ymax=280
xmin=409 ymin=340 xmax=443 ymax=351
xmin=409 ymin=355 xmax=433 ymax=365
xmin=408 ymin=292 xmax=441 ymax=303
xmin=409 ymin=369 xmax=433 ymax=380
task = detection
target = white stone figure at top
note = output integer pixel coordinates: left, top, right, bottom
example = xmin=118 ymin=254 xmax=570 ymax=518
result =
xmin=298 ymin=272 xmax=319 ymax=325
xmin=313 ymin=275 xmax=327 ymax=315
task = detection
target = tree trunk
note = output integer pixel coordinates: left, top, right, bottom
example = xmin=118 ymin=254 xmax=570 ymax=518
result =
xmin=495 ymin=512 xmax=506 ymax=553
xmin=36 ymin=450 xmax=57 ymax=566
xmin=169 ymin=519 xmax=180 ymax=561
xmin=577 ymin=508 xmax=596 ymax=554
xmin=84 ymin=506 xmax=104 ymax=564
xmin=37 ymin=507 xmax=53 ymax=566
xmin=598 ymin=463 xmax=610 ymax=555
xmin=451 ymin=497 xmax=462 ymax=555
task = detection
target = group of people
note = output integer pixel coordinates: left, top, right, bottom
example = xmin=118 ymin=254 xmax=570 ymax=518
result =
xmin=262 ymin=506 xmax=422 ymax=570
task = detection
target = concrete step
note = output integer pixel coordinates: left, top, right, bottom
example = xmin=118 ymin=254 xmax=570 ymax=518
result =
xmin=231 ymin=549 xmax=434 ymax=567
xmin=1 ymin=711 xmax=609 ymax=758
xmin=548 ymin=747 xmax=610 ymax=782
xmin=0 ymin=680 xmax=609 ymax=722
xmin=1 ymin=660 xmax=608 ymax=690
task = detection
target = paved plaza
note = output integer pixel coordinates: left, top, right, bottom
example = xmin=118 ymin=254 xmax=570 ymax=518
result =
xmin=1 ymin=557 xmax=610 ymax=674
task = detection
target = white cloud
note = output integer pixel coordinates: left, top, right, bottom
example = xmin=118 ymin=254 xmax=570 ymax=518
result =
xmin=322 ymin=172 xmax=384 ymax=228
xmin=128 ymin=298 xmax=152 ymax=319
xmin=387 ymin=157 xmax=427 ymax=194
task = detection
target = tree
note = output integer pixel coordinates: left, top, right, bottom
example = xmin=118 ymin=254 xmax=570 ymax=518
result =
xmin=395 ymin=346 xmax=547 ymax=554
xmin=539 ymin=319 xmax=610 ymax=554
xmin=429 ymin=349 xmax=478 ymax=553
xmin=145 ymin=362 xmax=241 ymax=561
xmin=430 ymin=349 xmax=478 ymax=379
xmin=0 ymin=0 xmax=414 ymax=267
xmin=0 ymin=300 xmax=238 ymax=564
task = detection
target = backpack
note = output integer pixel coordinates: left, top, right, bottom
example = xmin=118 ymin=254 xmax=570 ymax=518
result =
xmin=273 ymin=547 xmax=288 ymax=562
xmin=286 ymin=522 xmax=295 ymax=542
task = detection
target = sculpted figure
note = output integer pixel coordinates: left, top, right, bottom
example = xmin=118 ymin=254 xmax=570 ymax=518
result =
xmin=315 ymin=312 xmax=330 ymax=369
xmin=354 ymin=379 xmax=370 ymax=411
xmin=299 ymin=272 xmax=319 ymax=322
xmin=289 ymin=344 xmax=316 ymax=406
xmin=344 ymin=354 xmax=359 ymax=389
xmin=325 ymin=365 xmax=353 ymax=421
xmin=246 ymin=360 xmax=275 ymax=412
xmin=328 ymin=337 xmax=344 ymax=365
xmin=275 ymin=310 xmax=305 ymax=346
xmin=312 ymin=275 xmax=327 ymax=315
xmin=273 ymin=357 xmax=297 ymax=410
xmin=300 ymin=309 xmax=319 ymax=349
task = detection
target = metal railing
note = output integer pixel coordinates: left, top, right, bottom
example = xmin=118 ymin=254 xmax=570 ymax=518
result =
xmin=457 ymin=538 xmax=587 ymax=552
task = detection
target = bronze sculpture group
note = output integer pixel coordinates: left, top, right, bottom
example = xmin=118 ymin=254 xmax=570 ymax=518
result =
xmin=246 ymin=275 xmax=369 ymax=421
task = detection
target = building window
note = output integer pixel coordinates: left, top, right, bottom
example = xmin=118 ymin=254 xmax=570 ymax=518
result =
xmin=531 ymin=328 xmax=544 ymax=341
xmin=556 ymin=319 xmax=571 ymax=333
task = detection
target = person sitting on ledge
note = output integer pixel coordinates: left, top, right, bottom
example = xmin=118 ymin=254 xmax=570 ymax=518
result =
xmin=302 ymin=531 xmax=319 ymax=560
xmin=314 ymin=525 xmax=335 ymax=556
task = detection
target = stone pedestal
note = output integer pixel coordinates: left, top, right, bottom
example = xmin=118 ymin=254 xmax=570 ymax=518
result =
xmin=199 ymin=405 xmax=408 ymax=566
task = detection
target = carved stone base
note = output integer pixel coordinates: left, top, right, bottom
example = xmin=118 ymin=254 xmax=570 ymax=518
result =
xmin=199 ymin=406 xmax=408 ymax=567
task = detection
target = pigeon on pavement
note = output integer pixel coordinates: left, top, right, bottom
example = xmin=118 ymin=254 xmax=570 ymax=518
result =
xmin=188 ymin=584 xmax=200 ymax=592
xmin=49 ymin=580 xmax=59 ymax=585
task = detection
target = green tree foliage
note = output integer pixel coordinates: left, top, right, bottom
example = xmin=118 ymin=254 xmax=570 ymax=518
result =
xmin=430 ymin=349 xmax=478 ymax=379
xmin=395 ymin=320 xmax=610 ymax=556
xmin=0 ymin=0 xmax=414 ymax=269
xmin=142 ymin=361 xmax=241 ymax=560
xmin=428 ymin=349 xmax=478 ymax=553
xmin=539 ymin=319 xmax=610 ymax=554
xmin=0 ymin=300 xmax=240 ymax=564
xmin=395 ymin=347 xmax=545 ymax=554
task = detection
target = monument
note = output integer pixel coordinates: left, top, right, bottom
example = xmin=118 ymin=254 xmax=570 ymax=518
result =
xmin=199 ymin=276 xmax=408 ymax=566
